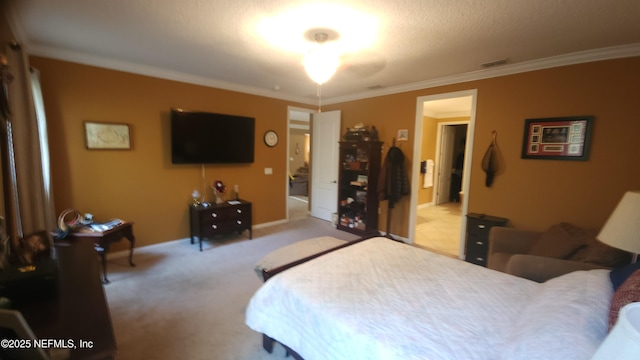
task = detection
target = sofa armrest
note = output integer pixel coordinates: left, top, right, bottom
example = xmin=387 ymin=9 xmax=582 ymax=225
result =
xmin=506 ymin=254 xmax=608 ymax=283
xmin=488 ymin=227 xmax=540 ymax=255
xmin=487 ymin=227 xmax=540 ymax=271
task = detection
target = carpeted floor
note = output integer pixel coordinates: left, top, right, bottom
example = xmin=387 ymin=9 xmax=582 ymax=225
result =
xmin=103 ymin=217 xmax=359 ymax=359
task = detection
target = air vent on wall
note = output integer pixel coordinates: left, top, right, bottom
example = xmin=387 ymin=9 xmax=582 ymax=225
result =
xmin=481 ymin=59 xmax=508 ymax=68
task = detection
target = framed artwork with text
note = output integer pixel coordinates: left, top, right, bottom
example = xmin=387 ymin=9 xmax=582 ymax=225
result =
xmin=521 ymin=116 xmax=593 ymax=161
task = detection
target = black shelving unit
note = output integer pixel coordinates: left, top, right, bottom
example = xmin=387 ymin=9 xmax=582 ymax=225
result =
xmin=336 ymin=141 xmax=382 ymax=236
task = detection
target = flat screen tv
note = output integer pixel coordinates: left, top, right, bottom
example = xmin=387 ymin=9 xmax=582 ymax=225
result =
xmin=170 ymin=108 xmax=255 ymax=164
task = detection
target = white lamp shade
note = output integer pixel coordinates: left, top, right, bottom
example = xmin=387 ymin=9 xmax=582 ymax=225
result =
xmin=591 ymin=302 xmax=640 ymax=359
xmin=597 ymin=191 xmax=640 ymax=255
xmin=303 ymin=47 xmax=340 ymax=85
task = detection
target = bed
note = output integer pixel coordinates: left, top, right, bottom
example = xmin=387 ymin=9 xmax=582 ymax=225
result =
xmin=245 ymin=237 xmax=613 ymax=360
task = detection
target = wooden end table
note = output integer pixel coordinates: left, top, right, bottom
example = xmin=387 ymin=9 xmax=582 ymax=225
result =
xmin=70 ymin=222 xmax=136 ymax=283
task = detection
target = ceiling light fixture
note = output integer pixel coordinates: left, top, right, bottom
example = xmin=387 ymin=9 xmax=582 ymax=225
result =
xmin=303 ymin=32 xmax=340 ymax=85
xmin=303 ymin=32 xmax=340 ymax=112
xmin=254 ymin=5 xmax=378 ymax=111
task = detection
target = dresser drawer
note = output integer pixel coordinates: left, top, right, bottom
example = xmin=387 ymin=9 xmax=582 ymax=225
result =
xmin=199 ymin=204 xmax=250 ymax=222
xmin=466 ymin=234 xmax=488 ymax=252
xmin=465 ymin=235 xmax=489 ymax=266
xmin=199 ymin=219 xmax=248 ymax=236
xmin=466 ymin=248 xmax=488 ymax=266
xmin=465 ymin=213 xmax=508 ymax=267
xmin=467 ymin=219 xmax=492 ymax=237
xmin=189 ymin=200 xmax=253 ymax=250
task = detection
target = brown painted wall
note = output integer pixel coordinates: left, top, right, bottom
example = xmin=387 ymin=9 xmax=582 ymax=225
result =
xmin=323 ymin=57 xmax=640 ymax=236
xmin=31 ymin=57 xmax=311 ymax=249
xmin=32 ymin=56 xmax=640 ymax=247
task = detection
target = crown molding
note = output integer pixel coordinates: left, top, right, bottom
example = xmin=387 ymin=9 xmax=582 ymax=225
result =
xmin=26 ymin=41 xmax=640 ymax=106
xmin=26 ymin=44 xmax=315 ymax=105
xmin=323 ymin=43 xmax=640 ymax=104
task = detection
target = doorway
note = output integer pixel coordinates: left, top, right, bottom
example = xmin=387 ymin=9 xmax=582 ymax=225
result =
xmin=435 ymin=123 xmax=468 ymax=206
xmin=287 ymin=107 xmax=313 ymax=221
xmin=286 ymin=108 xmax=341 ymax=223
xmin=409 ymin=90 xmax=477 ymax=259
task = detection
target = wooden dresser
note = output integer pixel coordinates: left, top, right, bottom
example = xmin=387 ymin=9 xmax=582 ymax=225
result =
xmin=189 ymin=200 xmax=252 ymax=251
xmin=465 ymin=213 xmax=508 ymax=267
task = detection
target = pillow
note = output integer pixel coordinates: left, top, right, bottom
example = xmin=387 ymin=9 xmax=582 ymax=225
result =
xmin=500 ymin=269 xmax=612 ymax=359
xmin=609 ymin=261 xmax=640 ymax=290
xmin=566 ymin=228 xmax=632 ymax=268
xmin=528 ymin=223 xmax=588 ymax=259
xmin=608 ymin=269 xmax=640 ymax=330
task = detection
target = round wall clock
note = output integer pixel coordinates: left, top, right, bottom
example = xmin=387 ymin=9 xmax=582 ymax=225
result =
xmin=264 ymin=130 xmax=278 ymax=147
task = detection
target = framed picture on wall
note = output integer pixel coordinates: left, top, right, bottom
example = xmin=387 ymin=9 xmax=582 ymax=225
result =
xmin=84 ymin=121 xmax=131 ymax=150
xmin=397 ymin=129 xmax=409 ymax=141
xmin=521 ymin=116 xmax=593 ymax=160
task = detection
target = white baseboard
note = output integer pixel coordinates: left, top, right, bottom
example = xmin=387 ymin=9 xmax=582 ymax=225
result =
xmin=417 ymin=202 xmax=434 ymax=210
xmin=106 ymin=218 xmax=291 ymax=259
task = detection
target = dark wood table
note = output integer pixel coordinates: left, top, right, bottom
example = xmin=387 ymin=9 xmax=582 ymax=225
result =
xmin=16 ymin=239 xmax=117 ymax=359
xmin=190 ymin=201 xmax=252 ymax=251
xmin=69 ymin=222 xmax=136 ymax=283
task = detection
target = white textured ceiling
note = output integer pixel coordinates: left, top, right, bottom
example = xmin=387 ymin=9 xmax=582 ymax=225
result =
xmin=4 ymin=0 xmax=640 ymax=105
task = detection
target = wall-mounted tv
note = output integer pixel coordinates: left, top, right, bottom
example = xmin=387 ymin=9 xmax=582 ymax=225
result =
xmin=170 ymin=108 xmax=255 ymax=164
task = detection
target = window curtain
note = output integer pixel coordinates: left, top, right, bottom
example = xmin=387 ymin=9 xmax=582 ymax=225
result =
xmin=3 ymin=42 xmax=55 ymax=240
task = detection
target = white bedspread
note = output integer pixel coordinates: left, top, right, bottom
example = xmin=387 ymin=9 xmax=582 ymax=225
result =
xmin=245 ymin=237 xmax=612 ymax=360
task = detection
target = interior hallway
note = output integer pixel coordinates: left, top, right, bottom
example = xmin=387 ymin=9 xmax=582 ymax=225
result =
xmin=288 ymin=195 xmax=309 ymax=221
xmin=290 ymin=195 xmax=461 ymax=258
xmin=414 ymin=202 xmax=462 ymax=258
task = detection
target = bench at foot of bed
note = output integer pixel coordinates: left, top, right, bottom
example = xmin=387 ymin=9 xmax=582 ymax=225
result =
xmin=254 ymin=236 xmax=349 ymax=281
xmin=263 ymin=334 xmax=304 ymax=360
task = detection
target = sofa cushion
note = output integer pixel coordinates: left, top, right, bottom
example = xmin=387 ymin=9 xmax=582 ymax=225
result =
xmin=608 ymin=269 xmax=640 ymax=329
xmin=528 ymin=223 xmax=588 ymax=259
xmin=565 ymin=230 xmax=632 ymax=268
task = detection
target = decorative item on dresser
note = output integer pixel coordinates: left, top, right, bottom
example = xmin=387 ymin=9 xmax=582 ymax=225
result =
xmin=189 ymin=200 xmax=252 ymax=251
xmin=212 ymin=180 xmax=227 ymax=204
xmin=337 ymin=141 xmax=382 ymax=236
xmin=465 ymin=213 xmax=508 ymax=266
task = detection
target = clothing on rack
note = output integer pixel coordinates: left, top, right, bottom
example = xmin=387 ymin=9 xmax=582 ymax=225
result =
xmin=482 ymin=131 xmax=501 ymax=187
xmin=378 ymin=146 xmax=410 ymax=209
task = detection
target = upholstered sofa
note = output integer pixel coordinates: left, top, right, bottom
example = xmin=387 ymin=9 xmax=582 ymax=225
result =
xmin=488 ymin=223 xmax=632 ymax=282
xmin=289 ymin=166 xmax=309 ymax=196
xmin=289 ymin=175 xmax=308 ymax=196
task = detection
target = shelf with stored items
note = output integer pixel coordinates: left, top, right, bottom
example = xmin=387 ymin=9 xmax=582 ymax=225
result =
xmin=337 ymin=141 xmax=382 ymax=236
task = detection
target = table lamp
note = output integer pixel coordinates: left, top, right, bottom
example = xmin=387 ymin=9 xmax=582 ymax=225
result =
xmin=591 ymin=302 xmax=640 ymax=359
xmin=596 ymin=190 xmax=640 ymax=263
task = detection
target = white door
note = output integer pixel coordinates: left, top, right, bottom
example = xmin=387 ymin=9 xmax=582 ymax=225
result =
xmin=436 ymin=125 xmax=455 ymax=204
xmin=310 ymin=110 xmax=341 ymax=221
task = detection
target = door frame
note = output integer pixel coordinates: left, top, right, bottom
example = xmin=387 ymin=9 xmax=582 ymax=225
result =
xmin=409 ymin=89 xmax=478 ymax=259
xmin=286 ymin=106 xmax=314 ymax=221
xmin=434 ymin=122 xmax=468 ymax=205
